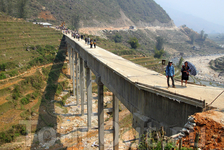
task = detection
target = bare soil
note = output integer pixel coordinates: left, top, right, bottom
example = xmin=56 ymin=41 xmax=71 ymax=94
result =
xmin=182 ymin=110 xmax=224 ymax=150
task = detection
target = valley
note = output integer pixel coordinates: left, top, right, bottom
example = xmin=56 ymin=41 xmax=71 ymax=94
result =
xmin=0 ymin=0 xmax=224 ymax=149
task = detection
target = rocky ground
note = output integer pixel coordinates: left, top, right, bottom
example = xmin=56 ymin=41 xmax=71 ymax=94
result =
xmin=181 ymin=110 xmax=224 ymax=150
xmin=185 ymin=54 xmax=224 ymax=85
xmin=59 ymin=93 xmax=139 ymax=150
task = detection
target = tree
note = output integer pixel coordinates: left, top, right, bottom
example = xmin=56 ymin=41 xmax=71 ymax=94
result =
xmin=7 ymin=0 xmax=13 ymax=16
xmin=204 ymin=34 xmax=208 ymax=41
xmin=71 ymin=14 xmax=80 ymax=31
xmin=190 ymin=33 xmax=196 ymax=45
xmin=128 ymin=37 xmax=139 ymax=49
xmin=0 ymin=0 xmax=7 ymax=13
xmin=17 ymin=0 xmax=28 ymax=19
xmin=113 ymin=34 xmax=122 ymax=43
xmin=178 ymin=57 xmax=184 ymax=69
xmin=154 ymin=47 xmax=165 ymax=59
xmin=156 ymin=36 xmax=164 ymax=50
xmin=200 ymin=30 xmax=204 ymax=40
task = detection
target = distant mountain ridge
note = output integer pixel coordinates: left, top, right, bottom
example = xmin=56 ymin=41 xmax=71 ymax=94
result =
xmin=27 ymin=0 xmax=174 ymax=27
xmin=163 ymin=7 xmax=224 ymax=33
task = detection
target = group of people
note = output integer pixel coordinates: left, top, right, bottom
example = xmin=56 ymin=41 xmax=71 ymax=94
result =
xmin=68 ymin=31 xmax=97 ymax=48
xmin=165 ymin=61 xmax=191 ymax=88
xmin=84 ymin=36 xmax=97 ymax=48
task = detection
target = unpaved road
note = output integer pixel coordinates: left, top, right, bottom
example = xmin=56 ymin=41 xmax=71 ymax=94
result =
xmin=185 ymin=54 xmax=224 ymax=84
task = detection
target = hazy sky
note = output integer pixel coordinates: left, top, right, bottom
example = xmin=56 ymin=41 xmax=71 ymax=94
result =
xmin=154 ymin=0 xmax=224 ymax=26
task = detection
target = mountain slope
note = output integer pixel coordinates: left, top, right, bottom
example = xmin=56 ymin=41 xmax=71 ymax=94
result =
xmin=28 ymin=0 xmax=174 ymax=27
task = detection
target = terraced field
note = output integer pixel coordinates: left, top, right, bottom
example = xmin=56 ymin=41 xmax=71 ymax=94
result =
xmin=0 ymin=15 xmax=63 ymax=80
xmin=0 ymin=21 xmax=62 ymax=65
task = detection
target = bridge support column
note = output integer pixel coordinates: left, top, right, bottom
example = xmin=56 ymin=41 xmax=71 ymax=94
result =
xmin=75 ymin=52 xmax=79 ymax=105
xmin=67 ymin=45 xmax=70 ymax=77
xmin=79 ymin=56 xmax=85 ymax=116
xmin=72 ymin=48 xmax=75 ymax=96
xmin=69 ymin=46 xmax=72 ymax=79
xmin=85 ymin=62 xmax=92 ymax=131
xmin=97 ymin=77 xmax=104 ymax=150
xmin=113 ymin=94 xmax=119 ymax=150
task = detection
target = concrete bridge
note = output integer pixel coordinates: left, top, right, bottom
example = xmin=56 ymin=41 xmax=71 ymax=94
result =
xmin=64 ymin=34 xmax=224 ymax=149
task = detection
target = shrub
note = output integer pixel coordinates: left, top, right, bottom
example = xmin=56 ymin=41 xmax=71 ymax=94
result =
xmin=0 ymin=73 xmax=6 ymax=79
xmin=0 ymin=63 xmax=6 ymax=71
xmin=12 ymin=85 xmax=21 ymax=100
xmin=25 ymin=94 xmax=31 ymax=100
xmin=56 ymin=84 xmax=63 ymax=96
xmin=8 ymin=70 xmax=18 ymax=77
xmin=0 ymin=124 xmax=27 ymax=145
xmin=42 ymin=67 xmax=50 ymax=76
xmin=128 ymin=37 xmax=140 ymax=49
xmin=113 ymin=34 xmax=122 ymax=43
xmin=154 ymin=48 xmax=165 ymax=59
xmin=156 ymin=36 xmax=164 ymax=50
xmin=31 ymin=91 xmax=39 ymax=99
xmin=20 ymin=97 xmax=29 ymax=105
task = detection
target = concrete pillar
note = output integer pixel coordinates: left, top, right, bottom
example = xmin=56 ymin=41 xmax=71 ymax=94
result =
xmin=69 ymin=46 xmax=72 ymax=79
xmin=98 ymin=77 xmax=104 ymax=150
xmin=75 ymin=52 xmax=79 ymax=105
xmin=72 ymin=49 xmax=75 ymax=96
xmin=86 ymin=65 xmax=92 ymax=131
xmin=79 ymin=56 xmax=84 ymax=116
xmin=67 ymin=45 xmax=71 ymax=75
xmin=113 ymin=94 xmax=119 ymax=150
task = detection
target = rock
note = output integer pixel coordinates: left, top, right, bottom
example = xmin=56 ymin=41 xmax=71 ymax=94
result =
xmin=32 ymin=112 xmax=37 ymax=116
xmin=184 ymin=122 xmax=194 ymax=130
xmin=180 ymin=128 xmax=189 ymax=134
xmin=188 ymin=116 xmax=195 ymax=123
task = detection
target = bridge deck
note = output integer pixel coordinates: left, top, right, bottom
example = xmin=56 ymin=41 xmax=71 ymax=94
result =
xmin=66 ymin=34 xmax=224 ymax=109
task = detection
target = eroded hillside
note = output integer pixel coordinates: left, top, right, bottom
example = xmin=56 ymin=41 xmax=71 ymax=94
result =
xmin=28 ymin=0 xmax=174 ymax=28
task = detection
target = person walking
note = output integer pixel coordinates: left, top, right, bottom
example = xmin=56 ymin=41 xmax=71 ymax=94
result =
xmin=94 ymin=39 xmax=97 ymax=48
xmin=85 ymin=37 xmax=87 ymax=44
xmin=166 ymin=61 xmax=175 ymax=88
xmin=181 ymin=61 xmax=190 ymax=87
xmin=77 ymin=34 xmax=80 ymax=41
xmin=90 ymin=39 xmax=93 ymax=48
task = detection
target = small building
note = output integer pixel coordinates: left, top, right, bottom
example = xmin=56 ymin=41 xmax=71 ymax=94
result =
xmin=129 ymin=26 xmax=136 ymax=30
xmin=33 ymin=22 xmax=52 ymax=28
xmin=193 ymin=45 xmax=200 ymax=50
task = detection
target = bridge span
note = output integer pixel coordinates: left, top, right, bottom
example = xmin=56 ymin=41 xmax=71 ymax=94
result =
xmin=64 ymin=34 xmax=224 ymax=149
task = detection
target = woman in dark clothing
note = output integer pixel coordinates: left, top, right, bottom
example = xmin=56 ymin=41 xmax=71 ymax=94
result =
xmin=90 ymin=39 xmax=93 ymax=48
xmin=85 ymin=37 xmax=87 ymax=44
xmin=181 ymin=61 xmax=190 ymax=87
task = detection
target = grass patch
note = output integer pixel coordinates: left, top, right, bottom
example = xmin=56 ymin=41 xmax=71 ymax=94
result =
xmin=0 ymin=102 xmax=14 ymax=116
xmin=0 ymin=124 xmax=27 ymax=145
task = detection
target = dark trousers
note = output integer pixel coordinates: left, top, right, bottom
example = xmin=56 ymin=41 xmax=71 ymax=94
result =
xmin=90 ymin=44 xmax=93 ymax=48
xmin=167 ymin=76 xmax=175 ymax=87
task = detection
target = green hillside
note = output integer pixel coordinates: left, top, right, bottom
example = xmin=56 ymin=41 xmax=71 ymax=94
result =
xmin=0 ymin=13 xmax=63 ymax=79
xmin=27 ymin=0 xmax=171 ymax=27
